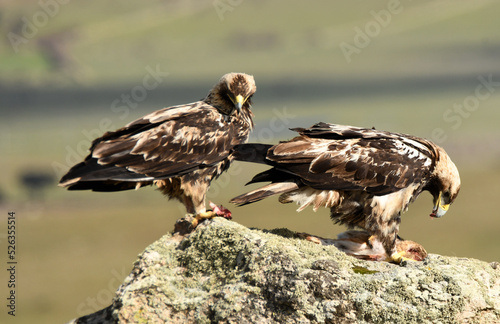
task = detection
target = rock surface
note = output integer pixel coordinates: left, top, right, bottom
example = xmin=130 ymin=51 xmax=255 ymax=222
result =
xmin=69 ymin=218 xmax=500 ymax=323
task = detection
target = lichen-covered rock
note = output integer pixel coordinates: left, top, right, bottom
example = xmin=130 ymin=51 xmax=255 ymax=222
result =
xmin=69 ymin=218 xmax=500 ymax=324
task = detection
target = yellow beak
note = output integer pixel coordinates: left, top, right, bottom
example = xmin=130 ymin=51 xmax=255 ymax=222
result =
xmin=431 ymin=191 xmax=450 ymax=218
xmin=234 ymin=94 xmax=244 ymax=112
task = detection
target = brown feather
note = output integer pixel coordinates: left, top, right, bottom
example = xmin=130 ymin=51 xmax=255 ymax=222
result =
xmin=60 ymin=73 xmax=256 ymax=215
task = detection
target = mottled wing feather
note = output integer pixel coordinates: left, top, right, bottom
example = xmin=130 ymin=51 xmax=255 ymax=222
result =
xmin=88 ymin=103 xmax=245 ymax=180
xmin=264 ymin=124 xmax=434 ymax=195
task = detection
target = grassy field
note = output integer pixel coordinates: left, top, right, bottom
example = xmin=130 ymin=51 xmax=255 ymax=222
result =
xmin=2 ymin=1 xmax=500 ymax=323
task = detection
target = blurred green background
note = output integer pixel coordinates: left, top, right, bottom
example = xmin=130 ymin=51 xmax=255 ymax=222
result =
xmin=1 ymin=0 xmax=500 ymax=322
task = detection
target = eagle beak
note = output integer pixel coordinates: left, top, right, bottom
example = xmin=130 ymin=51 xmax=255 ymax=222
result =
xmin=430 ymin=191 xmax=450 ymax=218
xmin=234 ymin=94 xmax=244 ymax=113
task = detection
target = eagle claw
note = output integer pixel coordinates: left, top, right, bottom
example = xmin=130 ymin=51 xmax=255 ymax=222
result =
xmin=189 ymin=203 xmax=233 ymax=229
xmin=388 ymin=251 xmax=414 ymax=264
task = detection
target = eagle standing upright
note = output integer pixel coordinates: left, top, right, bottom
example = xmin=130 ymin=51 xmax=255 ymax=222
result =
xmin=231 ymin=122 xmax=461 ymax=263
xmin=60 ymin=73 xmax=256 ymax=219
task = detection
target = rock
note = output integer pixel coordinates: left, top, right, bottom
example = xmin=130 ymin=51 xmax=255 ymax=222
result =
xmin=68 ymin=218 xmax=500 ymax=324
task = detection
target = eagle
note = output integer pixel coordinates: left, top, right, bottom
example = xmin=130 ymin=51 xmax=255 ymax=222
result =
xmin=230 ymin=122 xmax=460 ymax=263
xmin=59 ymin=72 xmax=256 ymax=221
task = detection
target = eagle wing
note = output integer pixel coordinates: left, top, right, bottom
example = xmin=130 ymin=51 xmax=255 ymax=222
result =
xmin=260 ymin=123 xmax=436 ymax=195
xmin=60 ymin=102 xmax=247 ymax=188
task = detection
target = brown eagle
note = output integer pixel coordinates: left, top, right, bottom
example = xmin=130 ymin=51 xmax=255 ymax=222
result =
xmin=231 ymin=122 xmax=460 ymax=263
xmin=60 ymin=72 xmax=256 ymax=220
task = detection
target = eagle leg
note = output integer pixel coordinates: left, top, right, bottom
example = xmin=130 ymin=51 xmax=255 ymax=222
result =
xmin=190 ymin=202 xmax=233 ymax=229
xmin=189 ymin=211 xmax=218 ymax=229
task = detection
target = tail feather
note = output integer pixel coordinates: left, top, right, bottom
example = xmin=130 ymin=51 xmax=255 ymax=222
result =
xmin=59 ymin=158 xmax=154 ymax=191
xmin=246 ymin=168 xmax=295 ymax=185
xmin=231 ymin=143 xmax=302 ymax=206
xmin=232 ymin=143 xmax=273 ymax=165
xmin=230 ymin=182 xmax=298 ymax=206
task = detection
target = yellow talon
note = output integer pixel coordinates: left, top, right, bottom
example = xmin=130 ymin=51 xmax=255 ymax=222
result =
xmin=196 ymin=211 xmax=217 ymax=220
xmin=190 ymin=211 xmax=218 ymax=229
xmin=388 ymin=251 xmax=414 ymax=264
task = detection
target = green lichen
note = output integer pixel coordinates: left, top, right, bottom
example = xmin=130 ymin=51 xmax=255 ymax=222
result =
xmin=352 ymin=266 xmax=379 ymax=275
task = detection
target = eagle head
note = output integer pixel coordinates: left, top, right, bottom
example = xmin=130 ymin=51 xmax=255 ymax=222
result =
xmin=429 ymin=147 xmax=461 ymax=218
xmin=209 ymin=73 xmax=256 ymax=117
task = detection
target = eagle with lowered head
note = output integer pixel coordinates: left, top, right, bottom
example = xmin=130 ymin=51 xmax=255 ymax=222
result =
xmin=231 ymin=122 xmax=460 ymax=263
xmin=60 ymin=72 xmax=256 ymax=220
